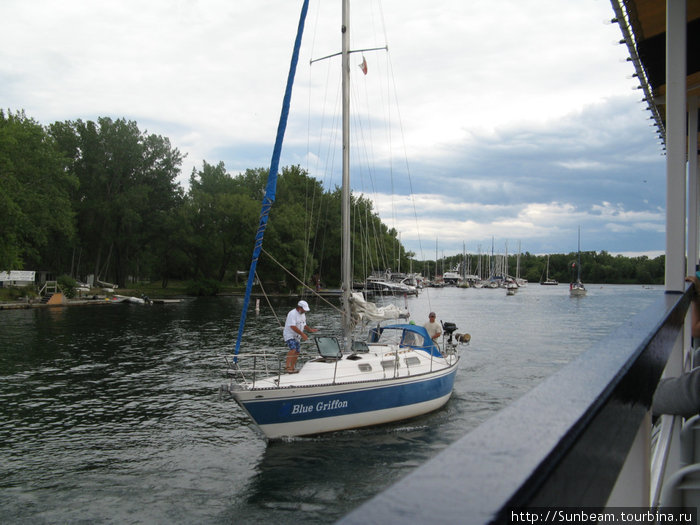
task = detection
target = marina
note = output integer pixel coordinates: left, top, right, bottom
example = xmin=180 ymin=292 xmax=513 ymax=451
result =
xmin=0 ymin=0 xmax=697 ymax=521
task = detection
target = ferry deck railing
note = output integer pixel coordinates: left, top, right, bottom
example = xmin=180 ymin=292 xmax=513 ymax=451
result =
xmin=339 ymin=286 xmax=693 ymax=524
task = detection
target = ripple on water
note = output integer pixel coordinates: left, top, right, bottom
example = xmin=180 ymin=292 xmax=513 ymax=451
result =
xmin=0 ymin=287 xmax=664 ymax=523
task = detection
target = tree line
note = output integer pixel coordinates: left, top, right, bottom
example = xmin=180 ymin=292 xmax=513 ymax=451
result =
xmin=426 ymin=250 xmax=665 ymax=285
xmin=0 ymin=110 xmax=409 ymax=292
xmin=1 ymin=110 xmax=665 ymax=293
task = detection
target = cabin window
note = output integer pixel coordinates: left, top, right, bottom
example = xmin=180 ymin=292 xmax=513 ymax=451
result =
xmin=404 ymin=357 xmax=420 ymax=367
xmin=402 ymin=332 xmax=416 ymax=346
xmin=377 ymin=330 xmax=402 ymax=345
xmin=381 ymin=359 xmax=399 ymax=370
xmin=358 ymin=363 xmax=372 ymax=372
xmin=401 ymin=331 xmax=427 ymax=347
xmin=351 ymin=340 xmax=369 ymax=353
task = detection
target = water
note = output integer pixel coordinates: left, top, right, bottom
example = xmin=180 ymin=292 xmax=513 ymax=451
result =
xmin=0 ymin=285 xmax=663 ymax=523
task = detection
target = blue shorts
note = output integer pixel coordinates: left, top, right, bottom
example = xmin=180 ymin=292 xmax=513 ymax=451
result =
xmin=286 ymin=339 xmax=301 ymax=353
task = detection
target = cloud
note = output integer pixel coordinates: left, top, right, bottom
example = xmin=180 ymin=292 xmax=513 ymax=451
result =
xmin=0 ymin=0 xmax=666 ymax=257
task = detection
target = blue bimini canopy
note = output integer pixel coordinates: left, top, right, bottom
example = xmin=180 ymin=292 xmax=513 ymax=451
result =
xmin=382 ymin=324 xmax=442 ymax=358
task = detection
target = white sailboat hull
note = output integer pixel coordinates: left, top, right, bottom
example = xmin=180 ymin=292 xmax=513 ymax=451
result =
xmin=231 ymin=349 xmax=459 ymax=439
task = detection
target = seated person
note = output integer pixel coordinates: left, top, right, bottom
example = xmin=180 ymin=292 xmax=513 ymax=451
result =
xmin=423 ymin=312 xmax=442 ymax=341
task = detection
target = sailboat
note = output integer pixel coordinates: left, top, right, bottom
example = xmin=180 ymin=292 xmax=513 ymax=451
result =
xmin=224 ymin=1 xmax=468 ymax=440
xmin=540 ymin=254 xmax=558 ymax=285
xmin=569 ymin=227 xmax=586 ymax=297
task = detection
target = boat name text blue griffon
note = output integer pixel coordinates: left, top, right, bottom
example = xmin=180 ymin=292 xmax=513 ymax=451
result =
xmin=291 ymin=399 xmax=349 ymax=415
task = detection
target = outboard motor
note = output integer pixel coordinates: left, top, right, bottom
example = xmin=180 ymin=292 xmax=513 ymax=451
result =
xmin=441 ymin=321 xmax=470 ymax=345
xmin=441 ymin=321 xmax=458 ymax=344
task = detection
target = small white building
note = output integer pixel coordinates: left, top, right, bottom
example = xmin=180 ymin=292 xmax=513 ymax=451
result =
xmin=0 ymin=271 xmax=36 ymax=288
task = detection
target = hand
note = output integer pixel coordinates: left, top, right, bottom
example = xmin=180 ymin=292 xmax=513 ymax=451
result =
xmin=685 ymin=275 xmax=700 ymax=295
xmin=301 ymin=333 xmax=309 ymax=341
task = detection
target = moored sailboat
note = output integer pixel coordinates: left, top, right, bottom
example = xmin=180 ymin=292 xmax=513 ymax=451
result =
xmin=569 ymin=227 xmax=586 ymax=297
xmin=223 ymin=0 xmax=468 ymax=440
xmin=540 ymin=254 xmax=558 ymax=285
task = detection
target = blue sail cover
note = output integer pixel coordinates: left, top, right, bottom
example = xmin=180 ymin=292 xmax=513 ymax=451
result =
xmin=234 ymin=0 xmax=310 ymax=358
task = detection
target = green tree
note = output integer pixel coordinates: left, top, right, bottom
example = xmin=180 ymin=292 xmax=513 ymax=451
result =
xmin=262 ymin=165 xmax=324 ymax=290
xmin=183 ymin=161 xmax=259 ymax=282
xmin=0 ymin=110 xmax=77 ymax=270
xmin=50 ymin=117 xmax=183 ymax=287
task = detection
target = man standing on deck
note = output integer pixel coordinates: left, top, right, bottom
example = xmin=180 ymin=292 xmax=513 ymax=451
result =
xmin=283 ymin=300 xmax=318 ymax=373
xmin=423 ymin=312 xmax=442 ymax=342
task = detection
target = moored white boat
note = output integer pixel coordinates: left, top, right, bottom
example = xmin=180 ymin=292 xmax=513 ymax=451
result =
xmin=569 ymin=281 xmax=586 ymax=296
xmin=443 ymin=271 xmax=462 ymax=285
xmin=365 ymin=274 xmax=418 ymax=296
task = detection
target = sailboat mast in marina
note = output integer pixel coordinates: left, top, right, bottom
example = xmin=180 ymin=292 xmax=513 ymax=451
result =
xmin=223 ymin=0 xmax=470 ymax=440
xmin=340 ymin=0 xmax=352 ymax=344
xmin=569 ymin=227 xmax=586 ymax=297
xmin=540 ymin=254 xmax=558 ymax=285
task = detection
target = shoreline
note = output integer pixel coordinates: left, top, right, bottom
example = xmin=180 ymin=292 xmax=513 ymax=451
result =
xmin=0 ymin=289 xmax=346 ymax=310
xmin=1 ymin=284 xmax=656 ymax=310
xmin=0 ymin=293 xmax=190 ymax=310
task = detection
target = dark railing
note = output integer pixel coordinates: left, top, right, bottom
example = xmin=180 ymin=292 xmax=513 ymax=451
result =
xmin=339 ymin=287 xmax=693 ymax=524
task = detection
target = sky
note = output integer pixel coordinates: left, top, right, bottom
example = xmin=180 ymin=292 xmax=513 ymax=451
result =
xmin=0 ymin=0 xmax=667 ymax=260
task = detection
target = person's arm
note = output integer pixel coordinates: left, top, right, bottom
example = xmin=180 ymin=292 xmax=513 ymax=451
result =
xmin=291 ymin=325 xmax=308 ymax=340
xmin=692 ymin=300 xmax=700 ymax=339
xmin=652 ymin=367 xmax=700 ymax=418
xmin=685 ymin=275 xmax=700 ymax=338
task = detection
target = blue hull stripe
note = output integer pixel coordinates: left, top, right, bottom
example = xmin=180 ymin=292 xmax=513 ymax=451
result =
xmin=240 ymin=368 xmax=457 ymax=425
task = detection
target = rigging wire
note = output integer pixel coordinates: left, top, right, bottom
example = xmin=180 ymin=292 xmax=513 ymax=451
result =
xmin=254 ymin=271 xmax=283 ymax=328
xmin=349 ymin=1 xmax=431 ymax=307
xmin=382 ymin=30 xmax=434 ymax=312
xmin=299 ymin=0 xmax=430 ymax=308
xmin=261 ymin=247 xmax=343 ymax=315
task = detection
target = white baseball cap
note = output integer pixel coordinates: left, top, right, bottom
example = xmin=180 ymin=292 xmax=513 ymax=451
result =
xmin=297 ymin=300 xmax=310 ymax=312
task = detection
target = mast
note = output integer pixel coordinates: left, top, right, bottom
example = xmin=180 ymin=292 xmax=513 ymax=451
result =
xmin=577 ymin=227 xmax=582 ymax=282
xmin=397 ymin=232 xmax=401 ymax=274
xmin=435 ymin=238 xmax=438 ymax=281
xmin=341 ymin=0 xmax=352 ymax=340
